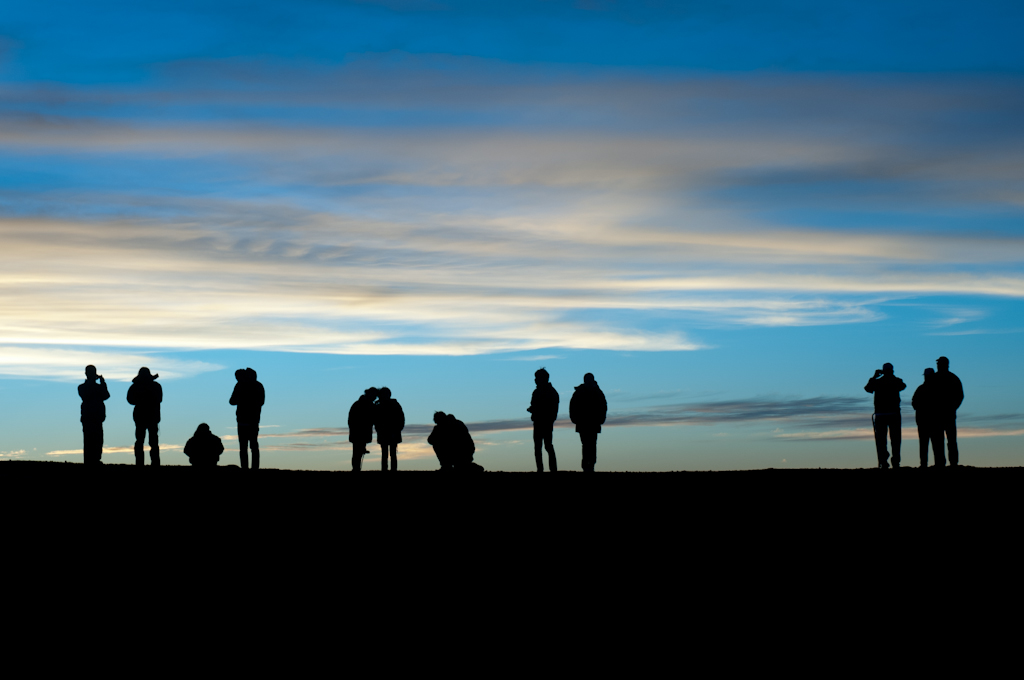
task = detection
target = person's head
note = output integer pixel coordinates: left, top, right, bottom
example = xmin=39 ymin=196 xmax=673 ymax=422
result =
xmin=583 ymin=372 xmax=595 ymax=385
xmin=364 ymin=387 xmax=379 ymax=400
xmin=246 ymin=367 xmax=257 ymax=381
xmin=535 ymin=368 xmax=549 ymax=386
xmin=85 ymin=365 xmax=98 ymax=380
xmin=379 ymin=387 xmax=391 ymax=400
xmin=433 ymin=411 xmax=446 ymax=424
xmin=936 ymin=356 xmax=950 ymax=371
xmin=924 ymin=367 xmax=935 ymax=380
xmin=882 ymin=363 xmax=894 ymax=375
xmin=137 ymin=366 xmax=158 ymax=380
xmin=446 ymin=413 xmax=457 ymax=423
xmin=235 ymin=369 xmax=246 ymax=381
xmin=195 ymin=423 xmax=211 ymax=436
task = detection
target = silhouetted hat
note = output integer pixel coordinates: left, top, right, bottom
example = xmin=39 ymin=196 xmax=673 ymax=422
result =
xmin=936 ymin=356 xmax=950 ymax=365
xmin=137 ymin=367 xmax=158 ymax=379
xmin=882 ymin=363 xmax=893 ymax=371
xmin=924 ymin=368 xmax=934 ymax=376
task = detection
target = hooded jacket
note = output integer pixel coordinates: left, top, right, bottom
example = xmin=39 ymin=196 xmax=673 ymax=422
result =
xmin=127 ymin=374 xmax=162 ymax=424
xmin=569 ymin=381 xmax=607 ymax=434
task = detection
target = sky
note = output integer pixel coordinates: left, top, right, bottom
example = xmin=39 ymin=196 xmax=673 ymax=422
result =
xmin=2 ymin=0 xmax=1024 ymax=470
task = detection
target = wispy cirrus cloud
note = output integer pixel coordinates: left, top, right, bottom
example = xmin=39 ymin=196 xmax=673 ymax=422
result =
xmin=2 ymin=58 xmax=1024 ymax=370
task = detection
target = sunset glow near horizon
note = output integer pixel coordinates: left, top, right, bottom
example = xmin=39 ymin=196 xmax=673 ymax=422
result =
xmin=2 ymin=1 xmax=1024 ymax=470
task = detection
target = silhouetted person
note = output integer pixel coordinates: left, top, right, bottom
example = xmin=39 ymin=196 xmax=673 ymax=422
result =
xmin=448 ymin=413 xmax=482 ymax=471
xmin=184 ymin=423 xmax=224 ymax=467
xmin=932 ymin=356 xmax=965 ymax=467
xmin=429 ymin=411 xmax=482 ymax=472
xmin=374 ymin=387 xmax=405 ymax=472
xmin=912 ymin=368 xmax=939 ymax=468
xmin=348 ymin=387 xmax=378 ymax=472
xmin=78 ymin=365 xmax=109 ymax=465
xmin=569 ymin=373 xmax=607 ymax=472
xmin=229 ymin=367 xmax=265 ymax=470
xmin=127 ymin=367 xmax=162 ymax=466
xmin=864 ymin=363 xmax=906 ymax=469
xmin=428 ymin=411 xmax=454 ymax=471
xmin=528 ymin=367 xmax=559 ymax=472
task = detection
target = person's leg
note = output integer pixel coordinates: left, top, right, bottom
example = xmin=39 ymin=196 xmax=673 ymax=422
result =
xmin=947 ymin=418 xmax=959 ymax=466
xmin=83 ymin=422 xmax=100 ymax=465
xmin=352 ymin=442 xmax=363 ymax=471
xmin=932 ymin=421 xmax=946 ymax=466
xmin=916 ymin=416 xmax=929 ymax=468
xmin=251 ymin=425 xmax=260 ymax=470
xmin=389 ymin=444 xmax=398 ymax=471
xmin=890 ymin=414 xmax=901 ymax=468
xmin=580 ymin=433 xmax=597 ymax=472
xmin=134 ymin=422 xmax=146 ymax=466
xmin=149 ymin=424 xmax=160 ymax=466
xmin=872 ymin=417 xmax=889 ymax=468
xmin=533 ymin=428 xmax=544 ymax=471
xmin=238 ymin=426 xmax=248 ymax=466
xmin=239 ymin=424 xmax=249 ymax=470
xmin=381 ymin=444 xmax=388 ymax=471
xmin=545 ymin=431 xmax=557 ymax=472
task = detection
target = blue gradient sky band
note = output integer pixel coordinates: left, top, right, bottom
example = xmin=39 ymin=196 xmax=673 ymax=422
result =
xmin=1 ymin=1 xmax=1023 ymax=469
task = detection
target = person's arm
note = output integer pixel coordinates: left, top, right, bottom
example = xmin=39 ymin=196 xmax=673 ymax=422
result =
xmin=598 ymin=391 xmax=608 ymax=425
xmin=256 ymin=383 xmax=265 ymax=407
xmin=897 ymin=379 xmax=906 ymax=391
xmin=100 ymin=378 xmax=109 ymax=401
xmin=229 ymin=384 xmax=240 ymax=405
xmin=954 ymin=376 xmax=964 ymax=410
xmin=126 ymin=384 xmax=137 ymax=404
xmin=156 ymin=383 xmax=163 ymax=403
xmin=397 ymin=403 xmax=405 ymax=431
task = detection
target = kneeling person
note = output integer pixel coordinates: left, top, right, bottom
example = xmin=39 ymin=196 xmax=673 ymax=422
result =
xmin=184 ymin=423 xmax=225 ymax=467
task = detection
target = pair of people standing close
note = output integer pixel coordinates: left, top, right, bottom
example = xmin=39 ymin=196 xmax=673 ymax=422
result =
xmin=866 ymin=357 xmax=963 ymax=469
xmin=911 ymin=357 xmax=964 ymax=467
xmin=529 ymin=369 xmax=608 ymax=472
xmin=347 ymin=387 xmax=405 ymax=471
xmin=229 ymin=367 xmax=265 ymax=470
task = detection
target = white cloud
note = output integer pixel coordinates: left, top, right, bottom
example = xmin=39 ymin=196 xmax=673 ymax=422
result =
xmin=1 ymin=65 xmax=1023 ymax=365
xmin=0 ymin=345 xmax=222 ymax=381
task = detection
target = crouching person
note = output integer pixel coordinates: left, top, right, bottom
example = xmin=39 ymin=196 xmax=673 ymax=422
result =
xmin=428 ymin=411 xmax=454 ymax=471
xmin=431 ymin=412 xmax=483 ymax=473
xmin=184 ymin=423 xmax=224 ymax=467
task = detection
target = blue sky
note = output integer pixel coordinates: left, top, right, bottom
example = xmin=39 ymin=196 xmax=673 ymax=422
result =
xmin=2 ymin=1 xmax=1023 ymax=469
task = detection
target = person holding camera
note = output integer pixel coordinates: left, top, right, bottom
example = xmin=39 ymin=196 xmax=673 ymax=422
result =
xmin=78 ymin=365 xmax=109 ymax=465
xmin=864 ymin=363 xmax=907 ymax=469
